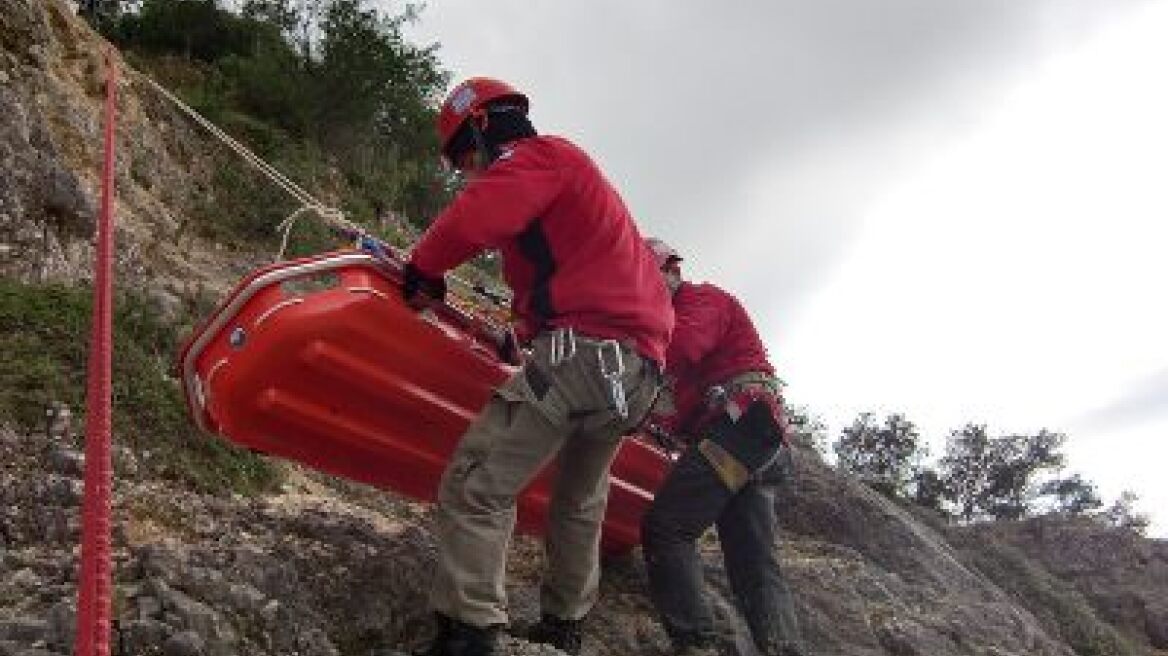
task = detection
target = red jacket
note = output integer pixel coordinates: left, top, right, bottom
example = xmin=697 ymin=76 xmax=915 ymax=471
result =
xmin=410 ymin=135 xmax=673 ymax=365
xmin=666 ymin=281 xmax=775 ymax=433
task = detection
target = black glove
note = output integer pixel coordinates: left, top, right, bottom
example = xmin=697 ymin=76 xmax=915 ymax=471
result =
xmin=401 ymin=262 xmax=447 ymax=309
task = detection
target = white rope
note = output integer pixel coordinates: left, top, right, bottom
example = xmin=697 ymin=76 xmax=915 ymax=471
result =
xmin=134 ymin=70 xmax=512 ymax=307
xmin=135 ymin=72 xmax=363 ymax=257
xmin=274 ymin=205 xmax=349 ymax=261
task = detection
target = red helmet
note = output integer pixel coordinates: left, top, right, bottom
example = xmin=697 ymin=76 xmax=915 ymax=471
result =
xmin=646 ymin=238 xmax=683 ymax=269
xmin=437 ymin=77 xmax=529 ymax=154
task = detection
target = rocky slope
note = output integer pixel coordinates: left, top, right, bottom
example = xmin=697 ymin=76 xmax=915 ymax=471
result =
xmin=950 ymin=517 xmax=1168 ymax=653
xmin=1 ymin=2 xmax=1165 ymax=656
xmin=1 ymin=0 xmax=273 ymax=310
xmin=6 ymin=413 xmax=1160 ymax=656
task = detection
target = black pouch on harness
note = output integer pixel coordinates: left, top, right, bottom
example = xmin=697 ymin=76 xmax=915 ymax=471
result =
xmin=697 ymin=400 xmax=784 ymax=490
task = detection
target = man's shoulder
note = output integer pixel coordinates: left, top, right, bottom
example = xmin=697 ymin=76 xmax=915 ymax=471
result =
xmin=681 ymin=281 xmax=734 ymax=302
xmin=498 ymin=135 xmax=582 ymax=169
xmin=513 ymin=134 xmax=576 ymax=153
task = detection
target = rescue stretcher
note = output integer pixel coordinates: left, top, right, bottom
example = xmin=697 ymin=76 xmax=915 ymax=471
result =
xmin=178 ymin=249 xmax=671 ymax=554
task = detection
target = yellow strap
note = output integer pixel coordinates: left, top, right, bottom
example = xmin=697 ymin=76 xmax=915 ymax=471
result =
xmin=697 ymin=439 xmax=751 ymax=491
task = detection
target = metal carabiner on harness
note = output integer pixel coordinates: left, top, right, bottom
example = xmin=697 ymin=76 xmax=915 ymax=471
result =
xmin=549 ymin=327 xmax=577 ymax=367
xmin=597 ymin=340 xmax=628 ymax=419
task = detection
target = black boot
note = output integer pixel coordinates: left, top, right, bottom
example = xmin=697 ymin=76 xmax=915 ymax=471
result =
xmin=519 ymin=613 xmax=583 ymax=655
xmin=417 ymin=614 xmax=498 ymax=656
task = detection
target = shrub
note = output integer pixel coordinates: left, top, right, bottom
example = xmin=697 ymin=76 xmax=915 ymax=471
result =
xmin=0 ymin=280 xmax=280 ymax=495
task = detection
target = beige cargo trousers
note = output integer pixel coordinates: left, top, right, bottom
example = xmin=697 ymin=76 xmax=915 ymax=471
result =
xmin=429 ymin=330 xmax=660 ymax=628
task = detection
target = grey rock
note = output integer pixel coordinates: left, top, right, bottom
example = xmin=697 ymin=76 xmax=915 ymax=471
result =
xmin=224 ymin=583 xmax=264 ymax=615
xmin=120 ymin=619 xmax=169 ymax=655
xmin=48 ymin=448 xmax=83 ymax=478
xmin=25 ymin=45 xmax=45 ymax=66
xmin=8 ymin=569 xmax=39 ymax=589
xmin=0 ymin=618 xmax=48 ymax=644
xmin=43 ymin=477 xmax=82 ymax=507
xmin=42 ymin=164 xmax=94 ymax=231
xmin=44 ymin=601 xmax=74 ymax=650
xmin=159 ymin=589 xmax=217 ymax=642
xmin=258 ymin=599 xmax=279 ymax=627
xmin=141 ymin=577 xmax=171 ymax=600
xmin=113 ymin=447 xmax=139 ymax=478
xmin=178 ymin=568 xmax=228 ymax=608
xmin=161 ymin=630 xmax=203 ymax=656
xmin=136 ymin=595 xmax=164 ymax=621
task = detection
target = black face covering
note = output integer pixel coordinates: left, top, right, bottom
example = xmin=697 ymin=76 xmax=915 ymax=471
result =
xmin=443 ymin=103 xmax=537 ymax=166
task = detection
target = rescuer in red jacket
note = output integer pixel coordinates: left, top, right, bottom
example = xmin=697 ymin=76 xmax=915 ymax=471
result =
xmin=642 ymin=238 xmax=806 ymax=656
xmin=402 ymin=78 xmax=673 ymax=656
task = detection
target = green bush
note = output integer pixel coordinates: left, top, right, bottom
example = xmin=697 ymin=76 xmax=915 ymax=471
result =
xmin=0 ymin=280 xmax=280 ymax=495
xmin=105 ymin=0 xmax=453 ymax=248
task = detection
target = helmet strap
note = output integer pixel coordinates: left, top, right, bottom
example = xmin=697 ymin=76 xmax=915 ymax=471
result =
xmin=469 ymin=110 xmax=502 ymax=166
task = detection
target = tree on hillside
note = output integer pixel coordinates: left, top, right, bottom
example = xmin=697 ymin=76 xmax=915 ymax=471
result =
xmin=111 ymin=0 xmax=264 ymax=62
xmin=1040 ymin=473 xmax=1103 ymax=516
xmin=981 ymin=429 xmax=1066 ymax=520
xmin=939 ymin=424 xmax=994 ymax=522
xmin=241 ymin=0 xmax=299 ymax=37
xmin=939 ymin=425 xmax=1067 ymax=522
xmin=1102 ymin=490 xmax=1150 ymax=535
xmin=911 ymin=467 xmax=949 ymax=516
xmin=98 ymin=0 xmax=452 ymax=241
xmin=784 ymin=403 xmax=829 ymax=456
xmin=834 ymin=412 xmax=925 ymax=499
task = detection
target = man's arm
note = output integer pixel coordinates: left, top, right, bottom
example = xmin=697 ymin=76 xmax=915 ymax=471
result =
xmin=410 ymin=143 xmax=562 ymax=277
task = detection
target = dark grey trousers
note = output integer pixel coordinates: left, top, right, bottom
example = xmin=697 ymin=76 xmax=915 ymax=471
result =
xmin=641 ymin=421 xmax=802 ymax=654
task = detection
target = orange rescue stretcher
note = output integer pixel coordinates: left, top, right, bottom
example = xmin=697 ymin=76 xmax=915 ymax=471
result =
xmin=178 ymin=249 xmax=671 ymax=554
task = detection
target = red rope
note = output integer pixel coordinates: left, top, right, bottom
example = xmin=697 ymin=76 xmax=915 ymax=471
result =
xmin=74 ymin=50 xmax=118 ymax=656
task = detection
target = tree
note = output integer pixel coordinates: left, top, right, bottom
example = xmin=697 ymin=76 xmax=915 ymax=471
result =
xmin=1040 ymin=473 xmax=1103 ymax=516
xmin=104 ymin=0 xmax=453 ymax=236
xmin=77 ymin=0 xmax=136 ymax=33
xmin=939 ymin=423 xmax=993 ymax=522
xmin=834 ymin=412 xmax=924 ymax=499
xmin=982 ymin=429 xmax=1066 ymax=520
xmin=911 ymin=467 xmax=949 ymax=516
xmin=241 ymin=0 xmax=299 ymax=35
xmin=1102 ymin=491 xmax=1150 ymax=535
xmin=785 ymin=403 xmax=828 ymax=456
xmin=939 ymin=425 xmax=1068 ymax=522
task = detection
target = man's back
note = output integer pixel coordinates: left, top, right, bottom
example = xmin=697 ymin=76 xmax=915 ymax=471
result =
xmin=412 ymin=135 xmax=673 ymax=364
xmin=667 ymin=281 xmax=774 ymax=431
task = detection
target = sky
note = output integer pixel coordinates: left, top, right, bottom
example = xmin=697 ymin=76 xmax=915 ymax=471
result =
xmin=403 ymin=0 xmax=1168 ymax=535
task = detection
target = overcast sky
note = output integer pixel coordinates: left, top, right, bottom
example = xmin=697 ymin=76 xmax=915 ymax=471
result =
xmin=404 ymin=0 xmax=1168 ymax=535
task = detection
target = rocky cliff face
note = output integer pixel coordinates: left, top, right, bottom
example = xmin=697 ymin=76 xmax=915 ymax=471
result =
xmin=1 ymin=2 xmax=1164 ymax=656
xmin=1 ymin=0 xmax=266 ymax=313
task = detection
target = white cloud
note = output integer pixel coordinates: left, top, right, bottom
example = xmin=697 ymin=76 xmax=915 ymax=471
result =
xmin=782 ymin=0 xmax=1168 ymax=533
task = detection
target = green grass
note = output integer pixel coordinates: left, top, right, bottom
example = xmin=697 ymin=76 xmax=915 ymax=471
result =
xmin=0 ymin=279 xmax=280 ymax=495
